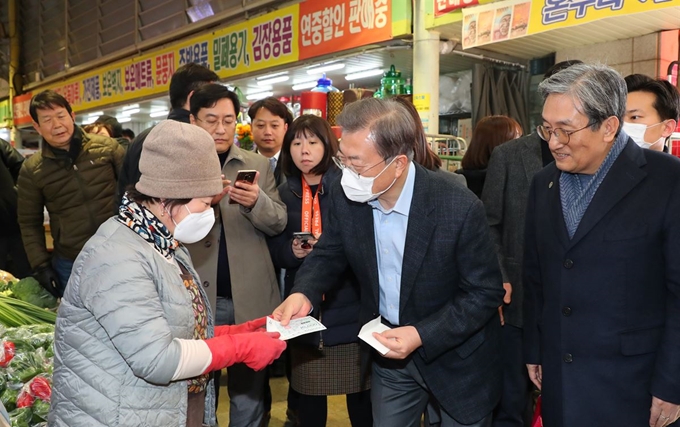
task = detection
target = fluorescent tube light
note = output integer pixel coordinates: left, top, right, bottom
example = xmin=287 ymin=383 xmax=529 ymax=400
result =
xmin=306 ymin=63 xmax=346 ymax=75
xmin=122 ymin=104 xmax=140 ymax=111
xmin=257 ymin=76 xmax=290 ymax=86
xmin=257 ymin=72 xmax=288 ymax=80
xmin=87 ymin=111 xmax=104 ymax=117
xmin=292 ymin=81 xmax=318 ymax=91
xmin=122 ymin=108 xmax=140 ymax=115
xmin=247 ymin=91 xmax=274 ymax=100
xmin=149 ymin=110 xmax=169 ymax=118
xmin=345 ymin=69 xmax=384 ymax=81
xmin=116 ymin=116 xmax=132 ymax=123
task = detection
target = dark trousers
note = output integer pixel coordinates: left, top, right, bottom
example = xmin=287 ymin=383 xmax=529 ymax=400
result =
xmin=297 ymin=390 xmax=372 ymax=427
xmin=492 ymin=325 xmax=532 ymax=427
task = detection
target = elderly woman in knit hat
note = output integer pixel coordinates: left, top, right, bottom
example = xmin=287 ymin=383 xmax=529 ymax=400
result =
xmin=48 ymin=120 xmax=286 ymax=427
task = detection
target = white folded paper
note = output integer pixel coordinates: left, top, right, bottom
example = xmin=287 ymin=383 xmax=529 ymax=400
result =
xmin=266 ymin=316 xmax=327 ymax=341
xmin=358 ymin=316 xmax=392 ymax=355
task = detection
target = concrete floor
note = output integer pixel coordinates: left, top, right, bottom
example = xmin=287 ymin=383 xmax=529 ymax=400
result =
xmin=216 ymin=375 xmax=352 ymax=427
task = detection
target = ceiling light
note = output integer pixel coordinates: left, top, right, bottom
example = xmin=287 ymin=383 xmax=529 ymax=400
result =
xmin=122 ymin=108 xmax=140 ymax=115
xmin=345 ymin=69 xmax=384 ymax=81
xmin=149 ymin=110 xmax=169 ymax=118
xmin=247 ymin=91 xmax=274 ymax=101
xmin=87 ymin=111 xmax=104 ymax=117
xmin=81 ymin=116 xmax=97 ymax=125
xmin=122 ymin=104 xmax=140 ymax=111
xmin=257 ymin=76 xmax=290 ymax=86
xmin=292 ymin=81 xmax=318 ymax=91
xmin=116 ymin=116 xmax=132 ymax=123
xmin=257 ymin=72 xmax=288 ymax=80
xmin=306 ymin=63 xmax=346 ymax=75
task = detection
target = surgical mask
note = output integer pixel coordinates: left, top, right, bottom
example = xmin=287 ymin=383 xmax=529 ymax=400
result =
xmin=169 ymin=205 xmax=215 ymax=244
xmin=340 ymin=157 xmax=397 ymax=203
xmin=622 ymin=121 xmax=665 ymax=149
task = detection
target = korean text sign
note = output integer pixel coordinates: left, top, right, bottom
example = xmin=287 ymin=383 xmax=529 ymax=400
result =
xmin=435 ymin=0 xmax=480 ymax=17
xmin=299 ymin=0 xmax=392 ymax=60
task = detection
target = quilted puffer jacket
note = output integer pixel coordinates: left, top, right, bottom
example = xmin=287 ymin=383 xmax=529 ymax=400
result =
xmin=48 ymin=218 xmax=216 ymax=427
xmin=17 ymin=128 xmax=124 ymax=269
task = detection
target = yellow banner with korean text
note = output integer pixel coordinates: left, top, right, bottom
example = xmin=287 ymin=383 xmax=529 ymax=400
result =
xmin=528 ymin=0 xmax=677 ymax=34
xmin=38 ymin=4 xmax=300 ymax=112
xmin=461 ymin=0 xmax=677 ymax=49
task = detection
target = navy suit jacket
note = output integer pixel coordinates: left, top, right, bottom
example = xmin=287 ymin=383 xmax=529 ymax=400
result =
xmin=524 ymin=140 xmax=680 ymax=427
xmin=292 ymin=163 xmax=504 ymax=424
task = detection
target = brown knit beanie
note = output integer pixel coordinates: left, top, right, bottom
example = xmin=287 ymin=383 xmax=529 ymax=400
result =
xmin=136 ymin=120 xmax=223 ymax=199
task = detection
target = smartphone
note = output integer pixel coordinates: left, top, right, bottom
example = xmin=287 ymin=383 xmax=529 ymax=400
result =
xmin=293 ymin=231 xmax=315 ymax=249
xmin=235 ymin=170 xmax=257 ymax=184
xmin=229 ymin=170 xmax=257 ymax=204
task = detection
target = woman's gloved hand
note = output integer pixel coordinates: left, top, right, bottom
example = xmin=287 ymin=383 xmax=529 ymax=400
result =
xmin=204 ymin=331 xmax=286 ymax=372
xmin=214 ymin=316 xmax=267 ymax=336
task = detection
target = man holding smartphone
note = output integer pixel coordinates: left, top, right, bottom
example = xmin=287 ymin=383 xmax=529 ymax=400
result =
xmin=186 ymin=83 xmax=287 ymax=427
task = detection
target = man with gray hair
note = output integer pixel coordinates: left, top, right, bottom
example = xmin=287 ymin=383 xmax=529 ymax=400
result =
xmin=523 ymin=63 xmax=680 ymax=427
xmin=273 ymin=98 xmax=505 ymax=426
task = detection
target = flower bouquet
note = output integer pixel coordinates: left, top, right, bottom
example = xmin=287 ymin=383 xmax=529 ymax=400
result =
xmin=236 ymin=123 xmax=254 ymax=151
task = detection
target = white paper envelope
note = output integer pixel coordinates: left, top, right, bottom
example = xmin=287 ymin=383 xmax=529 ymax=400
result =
xmin=266 ymin=316 xmax=327 ymax=341
xmin=358 ymin=316 xmax=392 ymax=355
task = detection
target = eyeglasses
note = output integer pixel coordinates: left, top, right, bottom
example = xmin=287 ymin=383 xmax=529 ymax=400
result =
xmin=537 ymin=123 xmax=593 ymax=145
xmin=332 ymin=155 xmax=387 ymax=177
xmin=196 ymin=117 xmax=236 ymax=130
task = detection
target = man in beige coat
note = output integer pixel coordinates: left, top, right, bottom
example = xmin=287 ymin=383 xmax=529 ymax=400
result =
xmin=186 ymin=84 xmax=287 ymax=427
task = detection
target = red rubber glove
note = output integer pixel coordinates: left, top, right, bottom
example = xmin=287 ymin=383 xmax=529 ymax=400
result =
xmin=204 ymin=331 xmax=286 ymax=372
xmin=214 ymin=316 xmax=267 ymax=336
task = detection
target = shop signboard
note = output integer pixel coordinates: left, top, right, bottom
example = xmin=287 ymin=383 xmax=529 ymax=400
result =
xmin=18 ymin=0 xmax=400 ymax=119
xmin=435 ymin=0 xmax=480 ymax=17
xmin=298 ymin=0 xmax=392 ymax=60
xmin=12 ymin=93 xmax=33 ymax=126
xmin=461 ymin=0 xmax=677 ymax=49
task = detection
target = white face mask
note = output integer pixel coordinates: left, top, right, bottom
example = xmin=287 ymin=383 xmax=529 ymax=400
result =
xmin=169 ymin=205 xmax=215 ymax=244
xmin=340 ymin=157 xmax=398 ymax=203
xmin=622 ymin=121 xmax=666 ymax=149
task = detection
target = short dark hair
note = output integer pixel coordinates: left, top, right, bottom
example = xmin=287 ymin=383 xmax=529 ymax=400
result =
xmin=462 ymin=115 xmax=522 ymax=170
xmin=95 ymin=114 xmax=123 ymax=137
xmin=544 ymin=60 xmax=583 ymax=80
xmin=122 ymin=128 xmax=135 ymax=139
xmin=190 ymin=83 xmax=241 ymax=117
xmin=390 ymin=97 xmax=441 ymax=170
xmin=125 ymin=186 xmax=190 ymax=212
xmin=29 ymin=90 xmax=73 ymax=123
xmin=337 ymin=98 xmax=415 ymax=160
xmin=248 ymin=97 xmax=293 ymax=126
xmin=169 ymin=63 xmax=219 ymax=110
xmin=625 ymin=75 xmax=680 ymax=122
xmin=281 ymin=115 xmax=338 ymax=178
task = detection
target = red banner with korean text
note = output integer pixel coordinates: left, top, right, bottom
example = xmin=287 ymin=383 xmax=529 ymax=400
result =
xmin=435 ymin=0 xmax=480 ymax=16
xmin=299 ymin=0 xmax=392 ymax=60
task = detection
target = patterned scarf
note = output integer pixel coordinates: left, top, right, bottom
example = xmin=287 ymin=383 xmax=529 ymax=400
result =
xmin=116 ymin=193 xmax=179 ymax=259
xmin=560 ymin=130 xmax=628 ymax=238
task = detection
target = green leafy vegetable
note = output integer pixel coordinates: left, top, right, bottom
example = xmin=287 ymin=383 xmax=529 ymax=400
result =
xmin=9 ymin=279 xmax=57 ymax=310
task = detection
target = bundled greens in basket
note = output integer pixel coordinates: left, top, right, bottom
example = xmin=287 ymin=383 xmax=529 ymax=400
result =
xmin=0 ymin=295 xmax=56 ymax=328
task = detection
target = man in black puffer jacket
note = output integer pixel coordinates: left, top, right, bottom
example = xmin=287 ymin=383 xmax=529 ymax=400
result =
xmin=0 ymin=138 xmax=31 ymax=278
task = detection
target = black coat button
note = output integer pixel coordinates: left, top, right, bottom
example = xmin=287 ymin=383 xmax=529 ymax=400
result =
xmin=564 ymin=353 xmax=573 ymax=363
xmin=203 ymin=281 xmax=210 ymax=288
xmin=562 ymin=307 xmax=572 ymax=316
xmin=204 ymin=241 xmax=212 ymax=248
xmin=563 ymin=259 xmax=574 ymax=269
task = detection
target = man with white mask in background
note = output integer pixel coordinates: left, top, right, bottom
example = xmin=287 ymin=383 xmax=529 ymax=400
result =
xmin=623 ymin=74 xmax=679 ymax=152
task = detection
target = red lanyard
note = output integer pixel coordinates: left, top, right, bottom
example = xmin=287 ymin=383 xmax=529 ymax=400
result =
xmin=301 ymin=176 xmax=322 ymax=238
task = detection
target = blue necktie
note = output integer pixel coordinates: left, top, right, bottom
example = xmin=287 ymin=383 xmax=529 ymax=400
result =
xmin=269 ymin=157 xmax=277 ymax=173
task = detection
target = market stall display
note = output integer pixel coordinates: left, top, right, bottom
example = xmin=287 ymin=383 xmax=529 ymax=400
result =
xmin=0 ymin=324 xmax=54 ymax=427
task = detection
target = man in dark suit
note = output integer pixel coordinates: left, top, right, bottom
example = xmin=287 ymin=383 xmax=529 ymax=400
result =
xmin=274 ymin=98 xmax=504 ymax=427
xmin=249 ymin=97 xmax=293 ymax=187
xmin=524 ymin=63 xmax=680 ymax=427
xmin=482 ymin=60 xmax=581 ymax=427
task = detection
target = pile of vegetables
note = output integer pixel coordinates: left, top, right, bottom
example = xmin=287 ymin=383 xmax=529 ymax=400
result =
xmin=0 ymin=324 xmax=54 ymax=427
xmin=0 ymin=272 xmax=57 ymax=328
